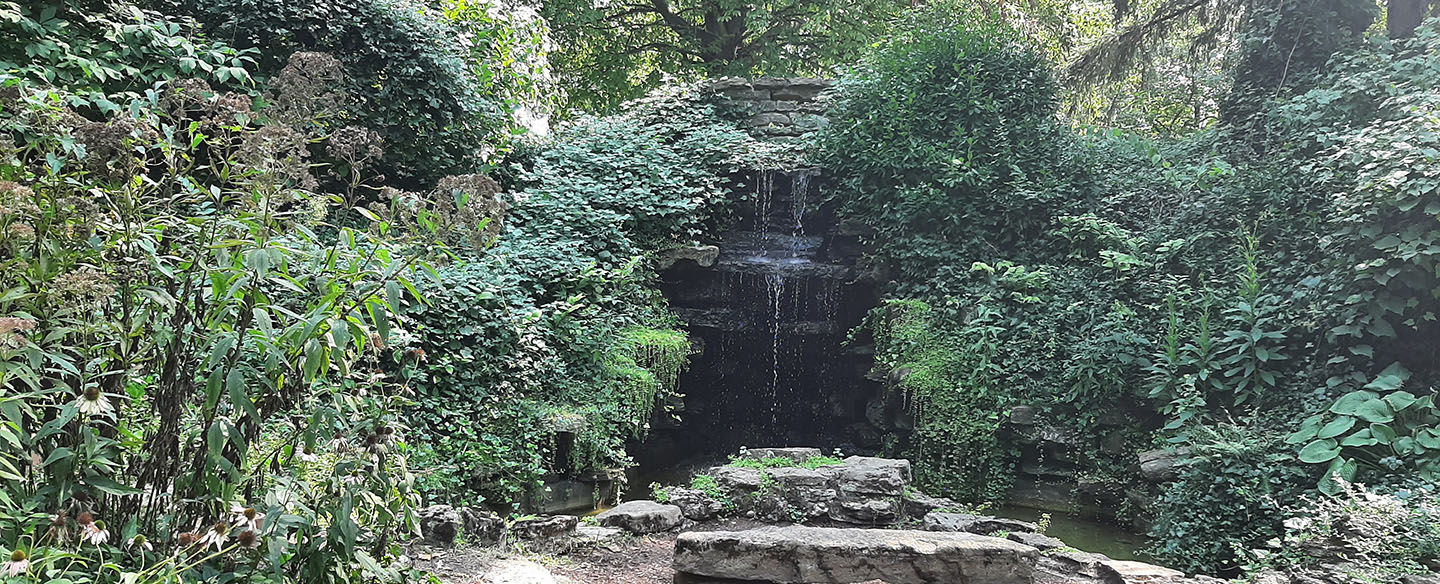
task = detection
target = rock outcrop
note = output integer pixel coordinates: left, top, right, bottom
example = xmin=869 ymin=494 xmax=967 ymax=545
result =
xmin=672 ymin=525 xmax=1038 ymax=584
xmin=670 ymin=524 xmax=1230 ymax=584
xmin=419 ymin=505 xmax=460 ymax=545
xmin=923 ymin=512 xmax=1039 ymax=535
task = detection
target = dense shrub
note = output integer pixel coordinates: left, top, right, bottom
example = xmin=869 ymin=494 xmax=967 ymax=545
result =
xmin=821 ymin=4 xmax=1440 ymax=573
xmin=0 ymin=55 xmax=440 ymax=582
xmin=181 ymin=0 xmax=546 ymax=184
xmin=1146 ymin=427 xmax=1314 ymax=574
xmin=813 ymin=4 xmax=1089 ymax=296
xmin=0 ymin=0 xmax=254 ymax=105
xmin=400 ymin=86 xmax=775 ymax=506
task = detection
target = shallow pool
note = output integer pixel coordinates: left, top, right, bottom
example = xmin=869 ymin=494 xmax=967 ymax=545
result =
xmin=993 ymin=505 xmax=1153 ymax=562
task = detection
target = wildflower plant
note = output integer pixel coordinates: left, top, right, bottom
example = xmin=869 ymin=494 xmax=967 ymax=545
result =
xmin=0 ymin=51 xmax=449 ymax=583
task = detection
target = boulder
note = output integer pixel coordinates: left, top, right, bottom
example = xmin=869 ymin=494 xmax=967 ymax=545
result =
xmin=655 ymin=246 xmax=720 ymax=270
xmin=574 ymin=524 xmax=624 ymax=544
xmin=829 ymin=495 xmax=902 ymax=524
xmin=1008 ymin=532 xmax=1068 ymax=550
xmin=510 ymin=515 xmax=577 ymax=539
xmin=594 ymin=500 xmax=683 ymax=534
xmin=1095 ymin=560 xmax=1186 ymax=584
xmin=1137 ymin=449 xmax=1189 ymax=482
xmin=666 ymin=487 xmax=726 ymax=521
xmin=739 ymin=447 xmax=822 ymax=462
xmin=459 ymin=506 xmax=504 ymax=543
xmin=1010 ymin=405 xmax=1039 ymax=426
xmin=924 ymin=512 xmax=1038 ymax=535
xmin=482 ymin=559 xmax=556 ymax=584
xmin=672 ymin=526 xmax=1037 ymax=584
xmin=767 ymin=467 xmax=834 ymax=519
xmin=1401 ymin=575 xmax=1440 ymax=584
xmin=418 ymin=505 xmax=460 ymax=545
xmin=904 ymin=490 xmax=960 ymax=518
xmin=824 ymin=456 xmax=911 ymax=496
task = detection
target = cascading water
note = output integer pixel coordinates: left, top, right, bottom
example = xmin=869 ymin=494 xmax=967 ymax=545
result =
xmin=637 ymin=168 xmax=882 ymax=470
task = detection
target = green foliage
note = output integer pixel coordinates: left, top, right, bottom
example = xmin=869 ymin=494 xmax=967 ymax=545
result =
xmin=1264 ymin=23 xmax=1440 ymax=491
xmin=813 ymin=4 xmax=1088 ymax=296
xmin=0 ymin=0 xmax=255 ymax=105
xmin=869 ymin=299 xmax=1012 ymax=502
xmin=0 ymin=66 xmax=436 ymax=582
xmin=540 ymin=0 xmax=905 ymax=113
xmin=402 ymin=86 xmax=764 ymax=507
xmin=725 ymin=455 xmax=843 ymax=470
xmin=1146 ymin=427 xmax=1315 ymax=574
xmin=823 ymin=5 xmax=1440 ymax=570
xmin=183 ymin=0 xmax=547 ymax=183
xmin=1252 ymin=481 xmax=1440 ymax=582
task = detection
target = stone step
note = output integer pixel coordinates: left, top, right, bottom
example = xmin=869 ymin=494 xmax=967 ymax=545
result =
xmin=672 ymin=525 xmax=1038 ymax=584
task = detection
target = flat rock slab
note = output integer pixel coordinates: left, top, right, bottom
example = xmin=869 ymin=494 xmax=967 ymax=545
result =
xmin=596 ymin=500 xmax=684 ymax=534
xmin=741 ymin=448 xmax=824 ymax=462
xmin=482 ymin=559 xmax=556 ymax=583
xmin=672 ymin=525 xmax=1037 ymax=584
xmin=923 ymin=512 xmax=1038 ymax=535
xmin=822 ymin=457 xmax=911 ymax=496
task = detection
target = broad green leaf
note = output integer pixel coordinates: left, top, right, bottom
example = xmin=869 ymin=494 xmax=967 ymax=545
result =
xmin=1299 ymin=439 xmax=1341 ymax=463
xmin=1317 ymin=416 xmax=1356 ymax=439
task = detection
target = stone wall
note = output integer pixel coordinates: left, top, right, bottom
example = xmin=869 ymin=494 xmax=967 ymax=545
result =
xmin=707 ymin=77 xmax=832 ymax=139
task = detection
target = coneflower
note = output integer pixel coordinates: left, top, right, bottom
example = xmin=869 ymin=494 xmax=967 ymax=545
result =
xmin=3 ymin=550 xmax=28 ymax=577
xmin=76 ymin=387 xmax=113 ymax=416
xmin=82 ymin=519 xmax=110 ymax=546
xmin=125 ymin=534 xmax=153 ymax=552
xmin=230 ymin=504 xmax=265 ymax=529
xmin=197 ymin=521 xmax=228 ymax=551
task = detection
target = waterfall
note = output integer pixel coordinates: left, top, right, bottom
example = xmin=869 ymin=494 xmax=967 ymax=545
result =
xmin=642 ymin=167 xmax=881 ymax=467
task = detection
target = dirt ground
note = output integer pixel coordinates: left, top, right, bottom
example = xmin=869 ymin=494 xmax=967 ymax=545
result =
xmin=547 ymin=532 xmax=678 ymax=584
xmin=408 ymin=519 xmax=779 ymax=584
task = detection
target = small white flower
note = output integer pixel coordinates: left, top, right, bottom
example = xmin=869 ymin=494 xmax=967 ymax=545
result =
xmin=125 ymin=534 xmax=153 ymax=552
xmin=197 ymin=522 xmax=229 ymax=551
xmin=231 ymin=504 xmax=265 ymax=529
xmin=76 ymin=387 xmax=113 ymax=416
xmin=82 ymin=521 xmax=110 ymax=546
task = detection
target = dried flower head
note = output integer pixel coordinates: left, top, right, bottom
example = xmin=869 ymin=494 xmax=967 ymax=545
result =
xmin=0 ymin=316 xmax=36 ymax=349
xmin=236 ymin=529 xmax=259 ymax=549
xmin=265 ymin=52 xmax=348 ymax=126
xmin=326 ymin=125 xmax=384 ymax=175
xmin=68 ymin=114 xmax=156 ymax=182
xmin=52 ymin=266 xmax=116 ymax=300
xmin=236 ymin=124 xmax=317 ymax=196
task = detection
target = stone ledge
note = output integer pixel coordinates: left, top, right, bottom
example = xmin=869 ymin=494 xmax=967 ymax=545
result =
xmin=673 ymin=525 xmax=1038 ymax=584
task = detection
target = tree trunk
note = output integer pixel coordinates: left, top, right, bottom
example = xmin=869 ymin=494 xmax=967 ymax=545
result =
xmin=1387 ymin=0 xmax=1431 ymax=38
